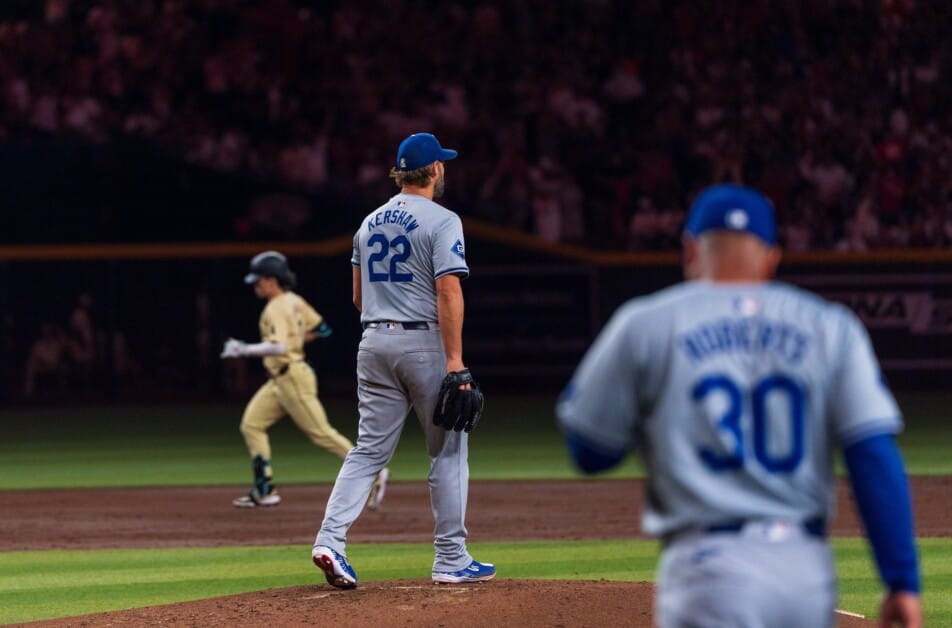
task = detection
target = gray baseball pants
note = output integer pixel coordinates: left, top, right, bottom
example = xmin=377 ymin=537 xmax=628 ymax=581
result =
xmin=656 ymin=522 xmax=836 ymax=628
xmin=314 ymin=323 xmax=473 ymax=572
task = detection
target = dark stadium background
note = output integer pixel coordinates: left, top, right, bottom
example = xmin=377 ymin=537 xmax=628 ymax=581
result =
xmin=1 ymin=0 xmax=949 ymax=403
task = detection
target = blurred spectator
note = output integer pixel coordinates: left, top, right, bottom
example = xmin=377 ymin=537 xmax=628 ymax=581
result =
xmin=603 ymin=59 xmax=645 ymax=105
xmin=0 ymin=1 xmax=949 ymax=251
xmin=529 ymin=157 xmax=585 ymax=244
xmin=477 ymin=138 xmax=531 ymax=229
xmin=68 ymin=293 xmax=95 ymax=348
xmin=943 ymin=199 xmax=952 ymax=245
xmin=22 ymin=323 xmax=69 ymax=398
xmin=194 ymin=289 xmax=212 ymax=391
xmin=837 ymin=195 xmax=882 ymax=252
xmin=799 ymin=149 xmax=854 ymax=215
xmin=0 ymin=313 xmax=14 ymax=400
xmin=784 ymin=218 xmax=814 ymax=254
xmin=246 ymin=193 xmax=311 ymax=239
xmin=112 ymin=331 xmax=142 ymax=388
xmin=628 ymin=196 xmax=660 ymax=251
xmin=66 ymin=293 xmax=99 ymax=394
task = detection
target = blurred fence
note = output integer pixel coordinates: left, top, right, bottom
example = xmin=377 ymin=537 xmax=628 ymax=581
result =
xmin=1 ymin=224 xmax=951 ymax=404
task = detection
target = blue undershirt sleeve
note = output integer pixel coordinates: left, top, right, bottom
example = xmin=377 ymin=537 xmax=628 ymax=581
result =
xmin=843 ymin=433 xmax=920 ymax=593
xmin=564 ymin=428 xmax=626 ymax=474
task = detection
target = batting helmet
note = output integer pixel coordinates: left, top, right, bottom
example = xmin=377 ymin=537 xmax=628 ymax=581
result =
xmin=244 ymin=251 xmax=296 ymax=287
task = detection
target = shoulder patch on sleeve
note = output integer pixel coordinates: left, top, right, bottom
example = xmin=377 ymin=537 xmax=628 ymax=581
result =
xmin=452 ymin=239 xmax=465 ymax=260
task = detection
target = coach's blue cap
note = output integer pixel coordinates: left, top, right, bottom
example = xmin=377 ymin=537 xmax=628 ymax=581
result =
xmin=396 ymin=133 xmax=458 ymax=171
xmin=684 ymin=184 xmax=777 ymax=245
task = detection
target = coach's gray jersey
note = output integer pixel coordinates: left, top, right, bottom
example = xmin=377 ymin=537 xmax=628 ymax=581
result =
xmin=558 ymin=280 xmax=902 ymax=536
xmin=352 ymin=193 xmax=469 ymax=322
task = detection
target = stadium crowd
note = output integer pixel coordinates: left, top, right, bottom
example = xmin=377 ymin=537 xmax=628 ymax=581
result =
xmin=0 ymin=0 xmax=950 ymax=250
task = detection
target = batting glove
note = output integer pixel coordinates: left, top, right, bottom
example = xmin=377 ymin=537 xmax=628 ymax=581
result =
xmin=220 ymin=338 xmax=246 ymax=358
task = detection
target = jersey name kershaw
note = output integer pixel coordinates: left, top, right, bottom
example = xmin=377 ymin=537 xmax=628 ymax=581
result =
xmin=366 ymin=209 xmax=419 ymax=233
xmin=678 ymin=316 xmax=810 ymax=366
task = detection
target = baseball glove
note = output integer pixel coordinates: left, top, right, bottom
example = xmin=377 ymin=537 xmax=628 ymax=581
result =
xmin=433 ymin=369 xmax=484 ymax=433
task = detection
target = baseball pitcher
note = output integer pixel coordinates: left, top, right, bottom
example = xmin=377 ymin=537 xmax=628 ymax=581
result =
xmin=312 ymin=132 xmax=494 ymax=589
xmin=222 ymin=251 xmax=388 ymax=509
xmin=558 ymin=184 xmax=922 ymax=627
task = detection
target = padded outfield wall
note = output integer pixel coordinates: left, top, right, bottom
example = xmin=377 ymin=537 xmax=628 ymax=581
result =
xmin=0 ymin=220 xmax=950 ymax=401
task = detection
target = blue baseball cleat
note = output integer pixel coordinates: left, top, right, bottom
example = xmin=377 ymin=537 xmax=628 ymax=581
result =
xmin=312 ymin=545 xmax=358 ymax=589
xmin=432 ymin=559 xmax=496 ymax=584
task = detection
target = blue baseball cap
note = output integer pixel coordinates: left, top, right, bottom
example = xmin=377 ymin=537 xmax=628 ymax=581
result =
xmin=396 ymin=133 xmax=458 ymax=171
xmin=684 ymin=184 xmax=777 ymax=245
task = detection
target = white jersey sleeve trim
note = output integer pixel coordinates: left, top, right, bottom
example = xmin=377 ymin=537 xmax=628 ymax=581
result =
xmin=435 ymin=266 xmax=469 ymax=279
xmin=839 ymin=420 xmax=902 ymax=448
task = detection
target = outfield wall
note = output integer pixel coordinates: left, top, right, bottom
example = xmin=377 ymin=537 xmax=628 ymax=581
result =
xmin=1 ymin=221 xmax=949 ymax=400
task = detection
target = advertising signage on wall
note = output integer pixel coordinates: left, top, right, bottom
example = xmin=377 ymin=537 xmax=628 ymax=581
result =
xmin=3 ymin=250 xmax=948 ymax=398
xmin=464 ymin=264 xmax=952 ymax=386
xmin=786 ymin=273 xmax=952 ymax=370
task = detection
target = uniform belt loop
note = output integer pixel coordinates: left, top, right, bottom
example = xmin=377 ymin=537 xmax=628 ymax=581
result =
xmin=401 ymin=321 xmax=429 ymax=330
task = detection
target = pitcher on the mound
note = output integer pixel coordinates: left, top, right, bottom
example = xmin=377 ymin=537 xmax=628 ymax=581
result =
xmin=312 ymin=132 xmax=494 ymax=589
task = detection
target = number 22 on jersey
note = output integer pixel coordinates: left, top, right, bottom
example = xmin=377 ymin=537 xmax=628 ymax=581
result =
xmin=367 ymin=234 xmax=414 ymax=282
xmin=693 ymin=373 xmax=805 ymax=473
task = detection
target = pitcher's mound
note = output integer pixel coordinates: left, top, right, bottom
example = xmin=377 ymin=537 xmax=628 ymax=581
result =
xmin=23 ymin=578 xmax=873 ymax=627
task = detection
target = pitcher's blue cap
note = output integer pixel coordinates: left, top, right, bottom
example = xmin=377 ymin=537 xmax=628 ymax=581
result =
xmin=396 ymin=133 xmax=458 ymax=171
xmin=684 ymin=184 xmax=777 ymax=245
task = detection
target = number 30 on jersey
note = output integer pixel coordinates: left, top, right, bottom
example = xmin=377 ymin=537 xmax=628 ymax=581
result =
xmin=693 ymin=373 xmax=805 ymax=473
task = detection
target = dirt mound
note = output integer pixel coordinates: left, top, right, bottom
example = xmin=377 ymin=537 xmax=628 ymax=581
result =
xmin=19 ymin=579 xmax=876 ymax=627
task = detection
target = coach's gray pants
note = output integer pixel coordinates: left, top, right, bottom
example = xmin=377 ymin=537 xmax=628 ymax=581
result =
xmin=315 ymin=324 xmax=473 ymax=572
xmin=656 ymin=523 xmax=836 ymax=628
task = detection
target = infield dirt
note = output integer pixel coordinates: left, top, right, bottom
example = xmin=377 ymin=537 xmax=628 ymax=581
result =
xmin=8 ymin=477 xmax=947 ymax=626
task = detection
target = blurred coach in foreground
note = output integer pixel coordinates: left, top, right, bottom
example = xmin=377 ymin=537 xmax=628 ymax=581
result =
xmin=558 ymin=183 xmax=921 ymax=628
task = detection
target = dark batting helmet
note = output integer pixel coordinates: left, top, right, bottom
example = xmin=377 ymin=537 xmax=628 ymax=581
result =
xmin=244 ymin=250 xmax=296 ymax=288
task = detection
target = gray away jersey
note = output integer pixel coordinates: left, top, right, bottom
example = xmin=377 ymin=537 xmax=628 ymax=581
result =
xmin=557 ymin=280 xmax=902 ymax=536
xmin=352 ymin=193 xmax=469 ymax=322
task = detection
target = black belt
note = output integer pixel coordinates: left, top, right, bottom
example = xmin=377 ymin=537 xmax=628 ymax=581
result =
xmin=363 ymin=321 xmax=431 ymax=330
xmin=273 ymin=361 xmax=303 ymax=377
xmin=662 ymin=517 xmax=826 ymax=548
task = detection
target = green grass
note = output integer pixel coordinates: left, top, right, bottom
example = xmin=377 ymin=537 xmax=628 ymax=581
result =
xmin=0 ymin=396 xmax=637 ymax=490
xmin=889 ymin=391 xmax=952 ymax=474
xmin=0 ymin=541 xmax=655 ymax=624
xmin=7 ymin=538 xmax=949 ymax=625
xmin=0 ymin=392 xmax=943 ymax=490
xmin=0 ymin=393 xmax=949 ymax=624
xmin=835 ymin=538 xmax=952 ymax=623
